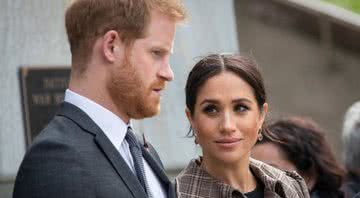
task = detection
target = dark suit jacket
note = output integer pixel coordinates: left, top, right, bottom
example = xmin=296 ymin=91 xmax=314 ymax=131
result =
xmin=13 ymin=102 xmax=174 ymax=198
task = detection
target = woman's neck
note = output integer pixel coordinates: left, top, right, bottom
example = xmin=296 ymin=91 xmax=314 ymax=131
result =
xmin=201 ymin=156 xmax=257 ymax=193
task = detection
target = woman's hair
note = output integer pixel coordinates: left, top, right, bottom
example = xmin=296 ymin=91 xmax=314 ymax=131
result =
xmin=185 ymin=53 xmax=267 ymax=136
xmin=258 ymin=116 xmax=345 ymax=197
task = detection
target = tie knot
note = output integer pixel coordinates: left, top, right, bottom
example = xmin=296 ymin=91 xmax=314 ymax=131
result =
xmin=125 ymin=127 xmax=141 ymax=149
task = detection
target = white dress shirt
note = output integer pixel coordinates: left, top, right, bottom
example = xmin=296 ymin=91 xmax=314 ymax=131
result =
xmin=64 ymin=89 xmax=166 ymax=198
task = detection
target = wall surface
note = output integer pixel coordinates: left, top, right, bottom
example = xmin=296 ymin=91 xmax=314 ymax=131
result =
xmin=0 ymin=0 xmax=239 ymax=196
xmin=0 ymin=0 xmax=71 ymax=179
xmin=0 ymin=1 xmax=71 ymax=197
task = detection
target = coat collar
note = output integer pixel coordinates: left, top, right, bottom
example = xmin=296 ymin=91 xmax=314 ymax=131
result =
xmin=176 ymin=158 xmax=309 ymax=198
xmin=56 ymin=102 xmax=152 ymax=198
xmin=250 ymin=158 xmax=310 ymax=198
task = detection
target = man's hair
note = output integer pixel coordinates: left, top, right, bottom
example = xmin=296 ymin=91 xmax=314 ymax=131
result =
xmin=65 ymin=0 xmax=186 ymax=72
xmin=342 ymin=101 xmax=360 ymax=172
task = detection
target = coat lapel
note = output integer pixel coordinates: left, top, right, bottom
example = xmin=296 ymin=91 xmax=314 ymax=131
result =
xmin=94 ymin=133 xmax=147 ymax=198
xmin=142 ymin=148 xmax=169 ymax=184
xmin=57 ymin=102 xmax=147 ymax=198
xmin=142 ymin=147 xmax=176 ymax=198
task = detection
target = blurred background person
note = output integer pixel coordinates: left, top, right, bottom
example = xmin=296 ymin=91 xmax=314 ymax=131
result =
xmin=353 ymin=192 xmax=360 ymax=198
xmin=252 ymin=116 xmax=345 ymax=198
xmin=176 ymin=54 xmax=309 ymax=198
xmin=342 ymin=101 xmax=360 ymax=198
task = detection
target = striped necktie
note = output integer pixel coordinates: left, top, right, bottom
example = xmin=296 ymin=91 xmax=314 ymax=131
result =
xmin=125 ymin=127 xmax=152 ymax=197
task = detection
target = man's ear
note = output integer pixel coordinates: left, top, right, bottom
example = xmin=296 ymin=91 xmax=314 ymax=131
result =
xmin=102 ymin=30 xmax=122 ymax=63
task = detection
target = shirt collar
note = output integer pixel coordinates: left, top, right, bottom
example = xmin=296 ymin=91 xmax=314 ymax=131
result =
xmin=64 ymin=89 xmax=128 ymax=150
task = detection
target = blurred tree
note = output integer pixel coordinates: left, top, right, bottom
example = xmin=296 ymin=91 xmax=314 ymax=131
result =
xmin=323 ymin=0 xmax=360 ymax=14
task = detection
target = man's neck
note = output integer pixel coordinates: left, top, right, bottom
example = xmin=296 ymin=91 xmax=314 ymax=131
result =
xmin=68 ymin=80 xmax=130 ymax=124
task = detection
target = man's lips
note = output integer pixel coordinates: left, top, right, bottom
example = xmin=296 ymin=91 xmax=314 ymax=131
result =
xmin=152 ymin=82 xmax=166 ymax=92
xmin=152 ymin=86 xmax=165 ymax=97
xmin=152 ymin=88 xmax=163 ymax=95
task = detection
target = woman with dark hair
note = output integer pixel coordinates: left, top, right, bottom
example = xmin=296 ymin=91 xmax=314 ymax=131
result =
xmin=175 ymin=53 xmax=310 ymax=198
xmin=252 ymin=116 xmax=345 ymax=198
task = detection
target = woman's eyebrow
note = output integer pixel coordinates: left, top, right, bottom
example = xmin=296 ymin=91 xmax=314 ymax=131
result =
xmin=199 ymin=99 xmax=219 ymax=105
xmin=232 ymin=98 xmax=252 ymax=104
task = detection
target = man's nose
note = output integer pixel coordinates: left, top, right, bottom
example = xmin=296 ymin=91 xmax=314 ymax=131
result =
xmin=158 ymin=62 xmax=174 ymax=81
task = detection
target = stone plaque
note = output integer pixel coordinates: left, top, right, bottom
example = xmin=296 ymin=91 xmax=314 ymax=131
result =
xmin=19 ymin=67 xmax=71 ymax=146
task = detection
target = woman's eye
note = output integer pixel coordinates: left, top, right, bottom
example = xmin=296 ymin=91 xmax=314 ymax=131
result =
xmin=234 ymin=104 xmax=248 ymax=112
xmin=203 ymin=105 xmax=218 ymax=114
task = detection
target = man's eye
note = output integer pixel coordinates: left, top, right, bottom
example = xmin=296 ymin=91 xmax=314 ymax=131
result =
xmin=203 ymin=105 xmax=218 ymax=114
xmin=152 ymin=50 xmax=162 ymax=56
xmin=234 ymin=104 xmax=248 ymax=112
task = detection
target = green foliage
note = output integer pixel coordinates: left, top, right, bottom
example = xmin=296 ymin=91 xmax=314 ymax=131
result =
xmin=323 ymin=0 xmax=360 ymax=14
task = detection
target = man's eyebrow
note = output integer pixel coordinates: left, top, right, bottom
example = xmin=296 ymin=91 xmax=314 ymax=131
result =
xmin=151 ymin=46 xmax=172 ymax=54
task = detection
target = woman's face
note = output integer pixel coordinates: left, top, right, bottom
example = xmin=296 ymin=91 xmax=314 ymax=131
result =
xmin=186 ymin=71 xmax=267 ymax=165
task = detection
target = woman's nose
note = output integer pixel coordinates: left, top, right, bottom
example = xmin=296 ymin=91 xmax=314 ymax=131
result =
xmin=220 ymin=112 xmax=236 ymax=134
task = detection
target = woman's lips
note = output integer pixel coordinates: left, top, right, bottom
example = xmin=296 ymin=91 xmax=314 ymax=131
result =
xmin=215 ymin=138 xmax=242 ymax=149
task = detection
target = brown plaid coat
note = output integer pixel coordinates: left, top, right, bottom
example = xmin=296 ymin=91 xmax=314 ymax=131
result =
xmin=175 ymin=158 xmax=310 ymax=198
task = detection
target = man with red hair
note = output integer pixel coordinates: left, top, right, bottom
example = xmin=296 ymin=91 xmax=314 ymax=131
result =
xmin=13 ymin=0 xmax=186 ymax=197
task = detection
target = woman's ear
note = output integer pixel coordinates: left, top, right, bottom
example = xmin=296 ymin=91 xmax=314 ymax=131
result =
xmin=185 ymin=108 xmax=193 ymax=126
xmin=260 ymin=102 xmax=268 ymax=125
xmin=186 ymin=108 xmax=198 ymax=144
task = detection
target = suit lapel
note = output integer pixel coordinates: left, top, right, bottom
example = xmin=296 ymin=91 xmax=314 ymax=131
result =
xmin=94 ymin=134 xmax=147 ymax=198
xmin=142 ymin=148 xmax=170 ymax=184
xmin=57 ymin=102 xmax=147 ymax=198
xmin=142 ymin=147 xmax=176 ymax=198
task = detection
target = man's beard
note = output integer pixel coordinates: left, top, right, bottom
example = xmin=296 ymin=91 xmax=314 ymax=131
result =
xmin=107 ymin=60 xmax=161 ymax=120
